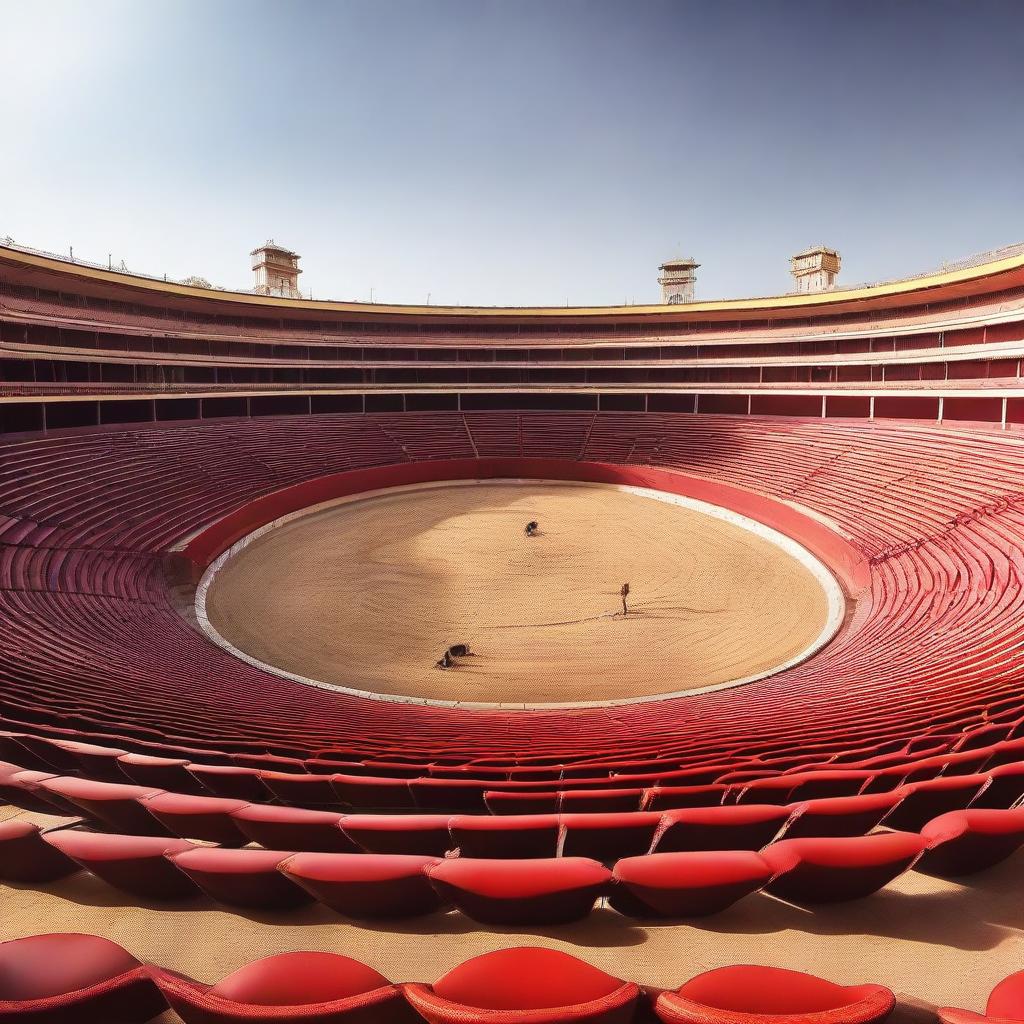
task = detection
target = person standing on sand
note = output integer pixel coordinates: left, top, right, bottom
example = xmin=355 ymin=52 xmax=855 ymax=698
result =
xmin=620 ymin=582 xmax=630 ymax=615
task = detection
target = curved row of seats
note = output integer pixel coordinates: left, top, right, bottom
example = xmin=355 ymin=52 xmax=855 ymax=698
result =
xmin=9 ymin=726 xmax=1024 ymax=815
xmin=8 ymin=770 xmax=1024 ymax=853
xmin=4 ymin=413 xmax=1024 ymax=773
xmin=5 ymin=803 xmax=1024 ymax=923
xmin=10 ymin=930 xmax=1024 ymax=1024
xmin=0 ymin=930 xmax=956 ymax=1024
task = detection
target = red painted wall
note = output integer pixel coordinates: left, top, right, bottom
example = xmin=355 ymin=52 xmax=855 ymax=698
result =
xmin=182 ymin=458 xmax=870 ymax=597
xmin=943 ymin=397 xmax=1003 ymax=423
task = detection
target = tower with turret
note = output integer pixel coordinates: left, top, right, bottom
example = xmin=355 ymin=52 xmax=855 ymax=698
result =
xmin=658 ymin=257 xmax=700 ymax=304
xmin=251 ymin=241 xmax=302 ymax=298
xmin=790 ymin=246 xmax=841 ymax=293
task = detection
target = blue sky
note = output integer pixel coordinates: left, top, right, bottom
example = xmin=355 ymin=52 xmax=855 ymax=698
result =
xmin=1 ymin=0 xmax=1022 ymax=306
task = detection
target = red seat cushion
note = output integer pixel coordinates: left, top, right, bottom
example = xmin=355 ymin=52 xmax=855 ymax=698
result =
xmin=0 ymin=821 xmax=79 ymax=882
xmin=611 ymin=850 xmax=772 ymax=917
xmin=426 ymin=857 xmax=610 ymax=925
xmin=210 ymin=951 xmax=392 ymax=1005
xmin=0 ymin=932 xmax=140 ymax=1000
xmin=435 ymin=947 xmax=628 ymax=1009
xmin=280 ymin=852 xmax=443 ymax=918
xmin=676 ymin=965 xmax=889 ymax=1014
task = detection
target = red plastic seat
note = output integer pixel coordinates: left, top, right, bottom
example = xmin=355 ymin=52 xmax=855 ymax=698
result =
xmin=38 ymin=777 xmax=169 ymax=835
xmin=972 ymin=763 xmax=1024 ymax=810
xmin=141 ymin=792 xmax=251 ymax=845
xmin=340 ymin=814 xmax=454 ymax=856
xmin=641 ymin=784 xmax=730 ymax=811
xmin=779 ymin=793 xmax=902 ymax=840
xmin=762 ymin=832 xmax=927 ymax=904
xmin=279 ymin=852 xmax=443 ymax=918
xmin=449 ymin=813 xmax=559 ymax=859
xmin=917 ymin=808 xmax=1024 ymax=878
xmin=610 ymin=850 xmax=773 ymax=918
xmin=154 ymin=950 xmax=416 ymax=1024
xmin=559 ymin=788 xmax=643 ymax=813
xmin=939 ymin=969 xmax=1024 ymax=1024
xmin=44 ymin=829 xmax=202 ymax=900
xmin=332 ymin=774 xmax=416 ymax=810
xmin=117 ymin=752 xmax=208 ymax=794
xmin=168 ymin=847 xmax=310 ymax=909
xmin=404 ymin=946 xmax=640 ymax=1024
xmin=0 ymin=821 xmax=79 ymax=882
xmin=0 ymin=767 xmax=73 ymax=814
xmin=259 ymin=769 xmax=342 ymax=807
xmin=653 ymin=804 xmax=792 ymax=852
xmin=484 ymin=790 xmax=561 ymax=815
xmin=881 ymin=775 xmax=991 ymax=832
xmin=558 ymin=812 xmax=663 ymax=860
xmin=425 ymin=857 xmax=611 ymax=925
xmin=231 ymin=804 xmax=358 ymax=853
xmin=655 ymin=965 xmax=895 ymax=1024
xmin=0 ymin=932 xmax=164 ymax=1024
xmin=187 ymin=763 xmax=271 ymax=802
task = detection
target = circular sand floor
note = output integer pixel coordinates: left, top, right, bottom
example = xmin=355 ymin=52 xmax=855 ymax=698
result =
xmin=200 ymin=481 xmax=841 ymax=706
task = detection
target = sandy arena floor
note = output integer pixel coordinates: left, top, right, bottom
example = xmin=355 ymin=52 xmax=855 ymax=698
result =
xmin=204 ymin=482 xmax=833 ymax=704
xmin=0 ymin=806 xmax=1015 ymax=1023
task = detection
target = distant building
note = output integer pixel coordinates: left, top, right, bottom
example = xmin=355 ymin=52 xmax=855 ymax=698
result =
xmin=790 ymin=246 xmax=841 ymax=293
xmin=658 ymin=257 xmax=700 ymax=304
xmin=251 ymin=241 xmax=302 ymax=298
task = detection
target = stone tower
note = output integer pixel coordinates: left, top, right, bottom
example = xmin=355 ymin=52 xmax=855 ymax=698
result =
xmin=658 ymin=257 xmax=700 ymax=304
xmin=790 ymin=246 xmax=841 ymax=293
xmin=251 ymin=241 xmax=302 ymax=298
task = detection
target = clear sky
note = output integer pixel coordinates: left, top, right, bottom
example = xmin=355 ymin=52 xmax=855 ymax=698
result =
xmin=1 ymin=0 xmax=1022 ymax=306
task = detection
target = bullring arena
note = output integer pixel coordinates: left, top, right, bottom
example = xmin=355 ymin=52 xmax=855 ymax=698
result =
xmin=200 ymin=479 xmax=837 ymax=705
xmin=7 ymin=238 xmax=1024 ymax=1023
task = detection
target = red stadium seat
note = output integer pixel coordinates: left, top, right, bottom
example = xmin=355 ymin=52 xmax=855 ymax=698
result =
xmin=558 ymin=812 xmax=663 ymax=860
xmin=939 ymin=970 xmax=1024 ymax=1024
xmin=778 ymin=793 xmax=902 ymax=840
xmin=881 ymin=775 xmax=992 ymax=832
xmin=230 ymin=804 xmax=358 ymax=853
xmin=154 ymin=950 xmax=416 ymax=1024
xmin=279 ymin=852 xmax=444 ymax=918
xmin=610 ymin=850 xmax=773 ymax=918
xmin=655 ymin=966 xmax=895 ymax=1024
xmin=425 ymin=857 xmax=611 ymax=925
xmin=448 ymin=813 xmax=560 ymax=859
xmin=403 ymin=947 xmax=641 ymax=1024
xmin=44 ymin=829 xmax=202 ymax=900
xmin=0 ymin=766 xmax=74 ymax=814
xmin=116 ymin=752 xmax=208 ymax=794
xmin=168 ymin=847 xmax=310 ymax=909
xmin=917 ymin=808 xmax=1024 ymax=877
xmin=641 ymin=784 xmax=730 ymax=811
xmin=38 ymin=777 xmax=169 ymax=836
xmin=141 ymin=792 xmax=251 ymax=845
xmin=340 ymin=813 xmax=454 ymax=856
xmin=653 ymin=805 xmax=792 ymax=852
xmin=484 ymin=790 xmax=561 ymax=815
xmin=0 ymin=932 xmax=165 ymax=1024
xmin=559 ymin=788 xmax=644 ymax=813
xmin=259 ymin=769 xmax=342 ymax=807
xmin=0 ymin=821 xmax=80 ymax=882
xmin=187 ymin=763 xmax=271 ymax=802
xmin=762 ymin=832 xmax=928 ymax=904
xmin=971 ymin=763 xmax=1024 ymax=810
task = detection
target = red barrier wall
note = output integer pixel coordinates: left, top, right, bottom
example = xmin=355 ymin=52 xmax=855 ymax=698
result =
xmin=182 ymin=459 xmax=870 ymax=596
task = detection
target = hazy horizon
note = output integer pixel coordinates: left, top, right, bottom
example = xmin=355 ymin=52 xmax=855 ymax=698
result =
xmin=2 ymin=0 xmax=1022 ymax=306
